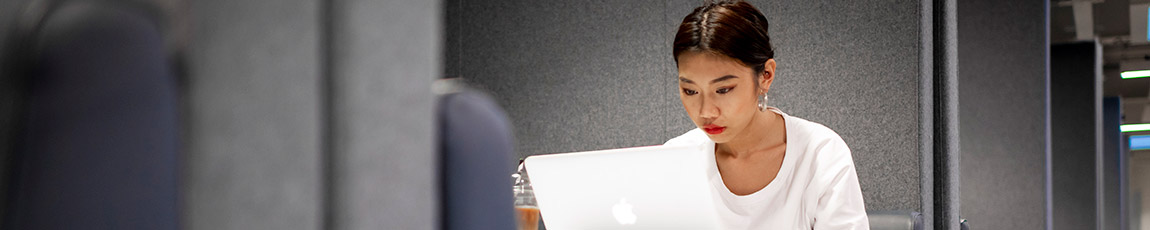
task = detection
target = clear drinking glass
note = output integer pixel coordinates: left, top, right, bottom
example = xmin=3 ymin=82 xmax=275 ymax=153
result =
xmin=512 ymin=161 xmax=540 ymax=230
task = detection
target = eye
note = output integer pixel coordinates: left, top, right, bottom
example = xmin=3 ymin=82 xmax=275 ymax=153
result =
xmin=716 ymin=87 xmax=734 ymax=94
xmin=682 ymin=88 xmax=698 ymax=96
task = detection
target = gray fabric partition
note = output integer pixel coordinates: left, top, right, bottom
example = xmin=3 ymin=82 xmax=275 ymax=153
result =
xmin=1050 ymin=42 xmax=1101 ymax=230
xmin=185 ymin=0 xmax=441 ymax=229
xmin=956 ymin=0 xmax=1048 ymax=229
xmin=326 ymin=0 xmax=440 ymax=229
xmin=0 ymin=0 xmax=442 ymax=229
xmin=183 ymin=0 xmax=324 ymax=229
xmin=735 ymin=0 xmax=929 ymax=213
xmin=445 ymin=0 xmax=933 ymax=218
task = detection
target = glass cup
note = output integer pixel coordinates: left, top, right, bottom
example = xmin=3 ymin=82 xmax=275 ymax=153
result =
xmin=513 ymin=161 xmax=540 ymax=230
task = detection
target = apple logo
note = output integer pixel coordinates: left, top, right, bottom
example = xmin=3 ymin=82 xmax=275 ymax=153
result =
xmin=612 ymin=198 xmax=637 ymax=225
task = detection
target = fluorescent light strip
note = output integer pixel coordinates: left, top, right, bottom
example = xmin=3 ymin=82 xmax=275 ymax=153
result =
xmin=1121 ymin=123 xmax=1150 ymax=132
xmin=1121 ymin=70 xmax=1150 ymax=79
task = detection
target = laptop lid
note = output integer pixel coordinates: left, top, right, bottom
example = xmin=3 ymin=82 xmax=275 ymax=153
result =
xmin=524 ymin=144 xmax=721 ymax=230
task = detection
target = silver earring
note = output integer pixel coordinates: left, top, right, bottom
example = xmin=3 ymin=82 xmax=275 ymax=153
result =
xmin=757 ymin=92 xmax=769 ymax=111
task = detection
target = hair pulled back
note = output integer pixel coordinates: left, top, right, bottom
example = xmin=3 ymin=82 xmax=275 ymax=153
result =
xmin=673 ymin=0 xmax=775 ymax=76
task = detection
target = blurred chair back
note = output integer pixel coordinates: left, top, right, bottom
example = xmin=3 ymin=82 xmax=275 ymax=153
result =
xmin=3 ymin=1 xmax=179 ymax=229
xmin=436 ymin=78 xmax=518 ymax=230
xmin=868 ymin=210 xmax=924 ymax=230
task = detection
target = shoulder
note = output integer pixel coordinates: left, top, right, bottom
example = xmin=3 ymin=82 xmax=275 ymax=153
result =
xmin=786 ymin=115 xmax=848 ymax=151
xmin=664 ymin=128 xmax=710 ymax=147
xmin=785 ymin=115 xmax=855 ymax=176
xmin=783 ymin=115 xmax=863 ymax=204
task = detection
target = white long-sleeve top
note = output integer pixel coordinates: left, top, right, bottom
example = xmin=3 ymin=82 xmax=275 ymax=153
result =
xmin=664 ymin=108 xmax=869 ymax=230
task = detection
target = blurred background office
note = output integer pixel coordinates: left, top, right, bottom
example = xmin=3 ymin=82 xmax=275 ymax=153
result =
xmin=0 ymin=0 xmax=1145 ymax=229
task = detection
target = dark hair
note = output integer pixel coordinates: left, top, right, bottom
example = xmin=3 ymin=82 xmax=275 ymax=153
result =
xmin=673 ymin=0 xmax=774 ymax=76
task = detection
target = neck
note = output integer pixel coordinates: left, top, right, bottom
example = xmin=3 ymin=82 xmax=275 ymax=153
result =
xmin=715 ymin=110 xmax=785 ymax=159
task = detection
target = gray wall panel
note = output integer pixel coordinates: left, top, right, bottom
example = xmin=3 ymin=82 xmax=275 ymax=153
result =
xmin=451 ymin=0 xmax=924 ymax=213
xmin=739 ymin=0 xmax=924 ymax=212
xmin=327 ymin=0 xmax=440 ymax=229
xmin=1050 ymin=42 xmax=1101 ymax=230
xmin=183 ymin=0 xmax=322 ymax=229
xmin=956 ymin=0 xmax=1048 ymax=229
xmin=443 ymin=0 xmax=460 ymax=79
xmin=460 ymin=0 xmax=672 ymax=157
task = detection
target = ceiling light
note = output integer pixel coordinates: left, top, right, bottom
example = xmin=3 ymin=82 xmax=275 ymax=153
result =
xmin=1121 ymin=123 xmax=1150 ymax=132
xmin=1121 ymin=70 xmax=1150 ymax=79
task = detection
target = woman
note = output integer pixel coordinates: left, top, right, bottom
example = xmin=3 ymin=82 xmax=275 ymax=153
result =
xmin=663 ymin=1 xmax=870 ymax=229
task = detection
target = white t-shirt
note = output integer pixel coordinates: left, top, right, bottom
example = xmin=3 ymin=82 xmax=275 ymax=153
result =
xmin=664 ymin=108 xmax=869 ymax=230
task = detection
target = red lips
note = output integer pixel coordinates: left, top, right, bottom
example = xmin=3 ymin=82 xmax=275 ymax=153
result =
xmin=702 ymin=124 xmax=726 ymax=135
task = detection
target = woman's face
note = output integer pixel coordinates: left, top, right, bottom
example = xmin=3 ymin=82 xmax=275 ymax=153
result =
xmin=676 ymin=51 xmax=773 ymax=144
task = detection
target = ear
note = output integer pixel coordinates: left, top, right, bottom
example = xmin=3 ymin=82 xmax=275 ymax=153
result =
xmin=760 ymin=59 xmax=777 ymax=93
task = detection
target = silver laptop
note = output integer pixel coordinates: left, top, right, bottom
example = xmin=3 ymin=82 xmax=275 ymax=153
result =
xmin=524 ymin=144 xmax=722 ymax=230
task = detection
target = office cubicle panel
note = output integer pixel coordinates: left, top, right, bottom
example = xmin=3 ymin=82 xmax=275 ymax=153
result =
xmin=325 ymin=0 xmax=441 ymax=229
xmin=183 ymin=0 xmax=325 ymax=229
xmin=957 ymin=0 xmax=1048 ymax=229
xmin=185 ymin=0 xmax=441 ymax=229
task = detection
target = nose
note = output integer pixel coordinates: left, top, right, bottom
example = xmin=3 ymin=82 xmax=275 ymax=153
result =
xmin=698 ymin=95 xmax=719 ymax=121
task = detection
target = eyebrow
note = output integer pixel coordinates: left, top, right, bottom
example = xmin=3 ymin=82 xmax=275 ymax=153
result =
xmin=679 ymin=75 xmax=739 ymax=84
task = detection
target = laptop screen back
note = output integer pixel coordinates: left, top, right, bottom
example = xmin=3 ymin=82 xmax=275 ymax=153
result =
xmin=524 ymin=144 xmax=721 ymax=230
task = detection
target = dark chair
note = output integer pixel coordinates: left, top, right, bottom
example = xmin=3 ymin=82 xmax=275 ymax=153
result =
xmin=436 ymin=78 xmax=518 ymax=230
xmin=3 ymin=1 xmax=179 ymax=229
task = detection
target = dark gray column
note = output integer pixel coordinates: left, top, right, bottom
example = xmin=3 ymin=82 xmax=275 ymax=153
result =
xmin=1050 ymin=41 xmax=1102 ymax=230
xmin=956 ymin=0 xmax=1049 ymax=229
xmin=0 ymin=0 xmax=25 ymax=226
xmin=1102 ymin=97 xmax=1123 ymax=230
